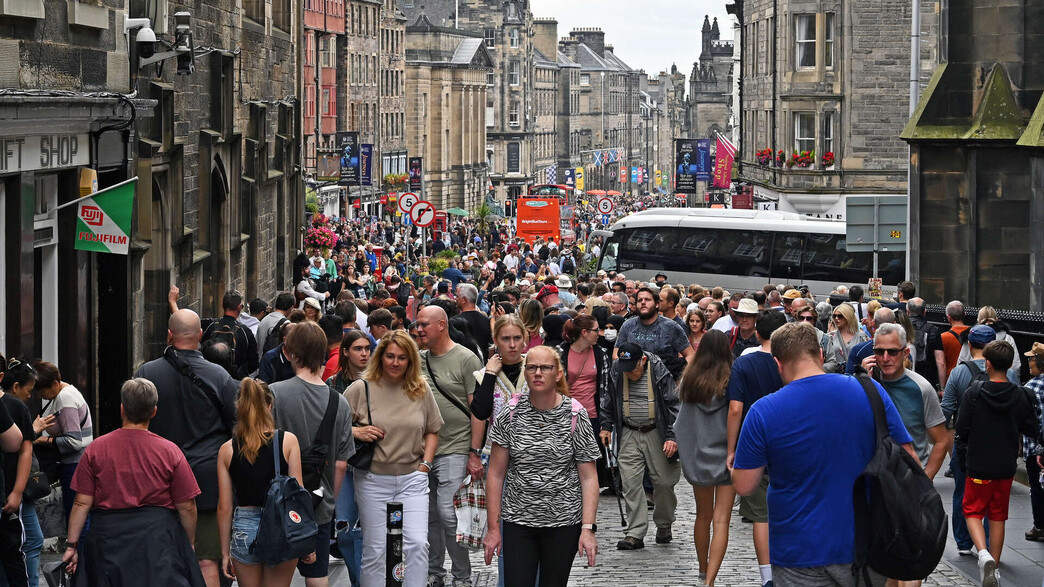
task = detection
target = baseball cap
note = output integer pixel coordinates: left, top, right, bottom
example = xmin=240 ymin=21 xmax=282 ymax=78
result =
xmin=535 ymin=284 xmax=559 ymax=300
xmin=519 ymin=279 xmax=532 ymax=287
xmin=967 ymin=324 xmax=996 ymax=346
xmin=654 ymin=272 xmax=668 ymax=280
xmin=782 ymin=289 xmax=802 ymax=300
xmin=616 ymin=342 xmax=645 ymax=372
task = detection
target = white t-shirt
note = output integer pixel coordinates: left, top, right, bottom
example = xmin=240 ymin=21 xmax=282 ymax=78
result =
xmin=711 ymin=314 xmax=737 ymax=332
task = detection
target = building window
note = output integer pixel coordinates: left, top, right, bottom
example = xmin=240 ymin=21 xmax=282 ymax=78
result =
xmin=795 ymin=15 xmax=816 ymax=68
xmin=794 ymin=112 xmax=815 ymax=153
xmin=486 ymin=70 xmax=494 ymax=86
xmin=510 ymin=101 xmax=520 ymax=126
xmin=509 ymin=62 xmax=520 ymax=86
xmin=320 ymin=36 xmax=335 ymax=68
xmin=509 ymin=28 xmax=519 ymax=48
xmin=245 ymin=0 xmax=264 ymax=23
xmin=580 ymin=73 xmax=590 ymax=86
xmin=322 ymin=89 xmax=330 ymax=115
xmin=822 ymin=112 xmax=834 ymax=159
xmin=484 ymin=28 xmax=496 ymax=48
xmin=825 ymin=13 xmax=835 ymax=68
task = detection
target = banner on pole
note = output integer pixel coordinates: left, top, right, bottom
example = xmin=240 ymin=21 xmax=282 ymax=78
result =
xmin=74 ymin=177 xmax=135 ymax=255
xmin=713 ymin=134 xmax=737 ymax=189
xmin=696 ymin=139 xmax=712 ymax=181
xmin=575 ymin=167 xmax=584 ymax=191
xmin=675 ymin=139 xmax=697 ymax=193
xmin=408 ymin=157 xmax=423 ymax=192
xmin=337 ymin=132 xmax=360 ymax=185
xmin=360 ymin=144 xmax=373 ymax=186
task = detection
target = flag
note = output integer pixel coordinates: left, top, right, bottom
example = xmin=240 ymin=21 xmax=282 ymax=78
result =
xmin=608 ymin=149 xmax=617 ymax=163
xmin=593 ymin=151 xmax=601 ymax=166
xmin=713 ymin=133 xmax=737 ymax=189
xmin=545 ymin=163 xmax=557 ymax=184
xmin=74 ymin=177 xmax=135 ymax=255
xmin=602 ymin=151 xmax=610 ymax=164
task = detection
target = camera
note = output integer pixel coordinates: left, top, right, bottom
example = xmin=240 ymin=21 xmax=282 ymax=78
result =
xmin=135 ymin=24 xmax=157 ymax=58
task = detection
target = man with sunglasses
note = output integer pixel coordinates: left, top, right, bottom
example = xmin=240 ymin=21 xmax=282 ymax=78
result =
xmin=845 ymin=308 xmax=897 ymax=375
xmin=861 ymin=323 xmax=950 ymax=483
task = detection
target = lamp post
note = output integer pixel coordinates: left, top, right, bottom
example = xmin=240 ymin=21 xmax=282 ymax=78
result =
xmin=600 ymin=71 xmax=605 ymax=190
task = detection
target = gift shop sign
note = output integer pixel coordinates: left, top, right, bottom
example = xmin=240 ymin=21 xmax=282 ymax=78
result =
xmin=1 ymin=134 xmax=90 ymax=173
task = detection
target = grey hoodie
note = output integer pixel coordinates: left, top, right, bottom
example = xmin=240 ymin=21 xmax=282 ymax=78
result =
xmin=674 ymin=395 xmax=730 ymax=486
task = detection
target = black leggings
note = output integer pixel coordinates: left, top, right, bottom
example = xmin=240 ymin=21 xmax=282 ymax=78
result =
xmin=502 ymin=521 xmax=581 ymax=587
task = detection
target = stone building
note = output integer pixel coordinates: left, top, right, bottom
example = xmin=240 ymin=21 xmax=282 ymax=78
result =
xmin=1 ymin=0 xmax=302 ymax=430
xmin=404 ymin=16 xmax=492 ymax=210
xmin=304 ymin=0 xmax=344 ymax=182
xmin=688 ymin=16 xmax=733 ymax=140
xmin=378 ymin=0 xmax=408 ymax=198
xmin=734 ymin=0 xmax=939 ymax=218
xmin=902 ymin=0 xmax=1044 ymax=310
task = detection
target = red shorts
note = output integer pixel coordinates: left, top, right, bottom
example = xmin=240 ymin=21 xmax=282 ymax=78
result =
xmin=962 ymin=477 xmax=1013 ymax=521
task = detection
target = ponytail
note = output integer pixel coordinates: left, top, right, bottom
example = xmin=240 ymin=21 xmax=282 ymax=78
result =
xmin=234 ymin=378 xmax=274 ymax=464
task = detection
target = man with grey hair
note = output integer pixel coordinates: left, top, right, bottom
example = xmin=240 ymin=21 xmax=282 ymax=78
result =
xmin=941 ymin=300 xmax=970 ymax=382
xmin=844 ymin=307 xmax=897 ymax=375
xmin=456 ymin=282 xmax=491 ymax=362
xmin=861 ymin=323 xmax=950 ymax=482
xmin=611 ymin=292 xmax=630 ymax=317
xmin=908 ymin=297 xmax=947 ymax=390
xmin=63 ymin=377 xmax=203 ymax=585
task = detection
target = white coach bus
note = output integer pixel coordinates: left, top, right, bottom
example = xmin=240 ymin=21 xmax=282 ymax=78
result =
xmin=592 ymin=208 xmax=906 ymax=294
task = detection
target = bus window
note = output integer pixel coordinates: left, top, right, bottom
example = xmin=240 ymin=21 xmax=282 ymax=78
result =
xmin=771 ymin=233 xmax=805 ymax=284
xmin=802 ymin=234 xmax=874 ymax=284
xmin=600 ymin=239 xmax=619 ymax=272
xmin=878 ymin=250 xmax=906 ymax=285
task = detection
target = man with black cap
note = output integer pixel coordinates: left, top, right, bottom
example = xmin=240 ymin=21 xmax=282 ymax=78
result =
xmin=653 ymin=272 xmax=668 ymax=289
xmin=599 ymin=342 xmax=681 ymax=551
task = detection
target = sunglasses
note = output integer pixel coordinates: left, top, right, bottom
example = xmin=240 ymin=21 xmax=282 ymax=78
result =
xmin=798 ymin=315 xmax=816 ymax=322
xmin=832 ymin=314 xmax=845 ymax=320
xmin=873 ymin=347 xmax=904 ymax=357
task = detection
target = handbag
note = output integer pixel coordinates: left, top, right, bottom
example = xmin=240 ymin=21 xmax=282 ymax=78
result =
xmin=453 ymin=475 xmax=487 ymax=549
xmin=23 ymin=454 xmax=51 ymax=502
xmin=347 ymin=381 xmax=376 ymax=470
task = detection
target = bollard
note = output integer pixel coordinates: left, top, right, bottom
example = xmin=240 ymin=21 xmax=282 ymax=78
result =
xmin=386 ymin=502 xmax=404 ymax=586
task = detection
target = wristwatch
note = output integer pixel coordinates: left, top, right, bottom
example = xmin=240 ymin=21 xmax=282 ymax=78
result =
xmin=468 ymin=448 xmax=483 ymax=458
xmin=581 ymin=523 xmax=597 ymax=533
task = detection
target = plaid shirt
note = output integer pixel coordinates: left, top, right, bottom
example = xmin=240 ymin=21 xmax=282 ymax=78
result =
xmin=1024 ymin=374 xmax=1044 ymax=458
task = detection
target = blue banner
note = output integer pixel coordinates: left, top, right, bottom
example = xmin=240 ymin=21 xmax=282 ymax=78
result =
xmin=696 ymin=139 xmax=712 ymax=181
xmin=563 ymin=168 xmax=576 ymax=188
xmin=631 ymin=167 xmax=638 ymax=183
xmin=360 ymin=144 xmax=373 ymax=186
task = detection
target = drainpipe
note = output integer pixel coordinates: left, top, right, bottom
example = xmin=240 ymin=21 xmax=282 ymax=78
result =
xmin=907 ymin=0 xmax=920 ymax=281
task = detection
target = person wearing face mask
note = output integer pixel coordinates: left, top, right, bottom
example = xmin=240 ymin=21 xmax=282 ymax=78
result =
xmin=601 ymin=315 xmax=625 ymax=356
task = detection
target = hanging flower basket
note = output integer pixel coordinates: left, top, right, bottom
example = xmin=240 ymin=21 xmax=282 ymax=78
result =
xmin=304 ymin=225 xmax=337 ymax=253
xmin=775 ymin=150 xmax=786 ymax=167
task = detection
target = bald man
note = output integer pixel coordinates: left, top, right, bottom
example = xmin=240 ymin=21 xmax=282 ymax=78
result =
xmin=134 ymin=308 xmax=238 ymax=587
xmin=415 ymin=305 xmax=485 ymax=587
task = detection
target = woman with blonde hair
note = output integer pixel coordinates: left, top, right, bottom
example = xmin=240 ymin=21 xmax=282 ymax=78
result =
xmin=483 ymin=346 xmax=600 ymax=587
xmin=673 ymin=330 xmax=735 ymax=586
xmin=472 ymin=315 xmax=530 ymax=451
xmin=344 ymin=331 xmax=443 ymax=587
xmin=217 ymin=378 xmax=312 ymax=587
xmin=517 ymin=299 xmax=544 ymax=351
xmin=822 ymin=302 xmax=869 ymax=373
xmin=957 ymin=305 xmax=1022 ymax=372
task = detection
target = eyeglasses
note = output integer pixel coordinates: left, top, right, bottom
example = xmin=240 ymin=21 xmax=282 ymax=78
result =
xmin=798 ymin=315 xmax=816 ymax=322
xmin=873 ymin=347 xmax=904 ymax=357
xmin=832 ymin=314 xmax=844 ymax=320
xmin=524 ymin=364 xmax=556 ymax=374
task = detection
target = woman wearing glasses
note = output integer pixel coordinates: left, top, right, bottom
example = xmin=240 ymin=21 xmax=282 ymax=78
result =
xmin=822 ymin=303 xmax=868 ymax=373
xmin=483 ymin=346 xmax=601 ymax=587
xmin=344 ymin=331 xmax=443 ymax=587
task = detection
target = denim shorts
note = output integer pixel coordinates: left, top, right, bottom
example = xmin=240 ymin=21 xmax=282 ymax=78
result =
xmin=230 ymin=507 xmax=262 ymax=565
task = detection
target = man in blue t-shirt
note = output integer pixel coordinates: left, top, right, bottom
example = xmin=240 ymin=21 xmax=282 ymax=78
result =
xmin=726 ymin=310 xmax=786 ymax=587
xmin=733 ymin=322 xmax=915 ymax=585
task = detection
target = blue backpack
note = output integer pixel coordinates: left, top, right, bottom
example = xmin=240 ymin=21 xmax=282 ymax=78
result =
xmin=252 ymin=431 xmax=319 ymax=565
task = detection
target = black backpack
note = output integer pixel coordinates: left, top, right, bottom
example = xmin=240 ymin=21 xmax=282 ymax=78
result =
xmin=252 ymin=431 xmax=319 ymax=565
xmin=561 ymin=255 xmax=575 ymax=274
xmin=299 ymin=390 xmax=340 ymax=509
xmin=945 ymin=326 xmax=969 ymax=347
xmin=262 ymin=317 xmax=290 ymax=355
xmin=203 ymin=318 xmax=241 ymax=355
xmin=852 ymin=376 xmax=947 ymax=584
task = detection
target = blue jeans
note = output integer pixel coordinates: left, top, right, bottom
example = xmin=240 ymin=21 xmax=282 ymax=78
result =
xmin=951 ymin=447 xmax=988 ymax=550
xmin=229 ymin=508 xmax=263 ymax=565
xmin=335 ymin=469 xmax=363 ymax=587
xmin=21 ymin=504 xmax=42 ymax=587
xmin=59 ymin=463 xmax=78 ymax=523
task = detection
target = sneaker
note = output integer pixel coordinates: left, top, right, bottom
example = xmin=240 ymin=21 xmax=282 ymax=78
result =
xmin=763 ymin=582 xmax=774 ymax=587
xmin=426 ymin=576 xmax=445 ymax=587
xmin=616 ymin=536 xmax=645 ymax=550
xmin=957 ymin=546 xmax=977 ymax=556
xmin=978 ymin=551 xmax=997 ymax=587
xmin=655 ymin=526 xmax=673 ymax=544
xmin=1026 ymin=526 xmax=1044 ymax=542
xmin=451 ymin=580 xmax=473 ymax=587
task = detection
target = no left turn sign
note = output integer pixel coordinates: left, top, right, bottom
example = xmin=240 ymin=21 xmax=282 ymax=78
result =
xmin=398 ymin=192 xmax=419 ymax=214
xmin=411 ymin=200 xmax=436 ymax=227
xmin=597 ymin=197 xmax=614 ymax=215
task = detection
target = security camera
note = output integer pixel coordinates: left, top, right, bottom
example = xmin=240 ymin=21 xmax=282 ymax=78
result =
xmin=136 ymin=26 xmax=157 ymax=58
xmin=173 ymin=12 xmax=195 ymax=75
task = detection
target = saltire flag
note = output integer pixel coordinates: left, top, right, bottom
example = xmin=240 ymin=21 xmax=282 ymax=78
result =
xmin=712 ymin=133 xmax=737 ymax=189
xmin=545 ymin=163 xmax=557 ymax=184
xmin=74 ymin=177 xmax=135 ymax=255
xmin=593 ymin=151 xmax=602 ymax=166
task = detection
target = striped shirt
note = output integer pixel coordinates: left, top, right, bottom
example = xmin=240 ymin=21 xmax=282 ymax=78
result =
xmin=42 ymin=384 xmax=93 ymax=464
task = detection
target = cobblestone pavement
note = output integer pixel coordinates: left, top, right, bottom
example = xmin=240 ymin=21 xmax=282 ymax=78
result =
xmin=453 ymin=484 xmax=978 ymax=587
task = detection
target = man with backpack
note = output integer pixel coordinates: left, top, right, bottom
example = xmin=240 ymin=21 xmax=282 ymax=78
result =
xmin=168 ymin=286 xmax=260 ymax=380
xmin=270 ymin=321 xmax=354 ymax=587
xmin=941 ymin=324 xmax=1020 ymax=556
xmin=135 ymin=309 xmax=239 ymax=587
xmin=954 ymin=341 xmax=1043 ymax=587
xmin=257 ymin=293 xmax=296 ymax=359
xmin=733 ymin=322 xmax=915 ymax=586
xmin=940 ymin=300 xmax=971 ymax=384
xmin=908 ymin=298 xmax=946 ymax=393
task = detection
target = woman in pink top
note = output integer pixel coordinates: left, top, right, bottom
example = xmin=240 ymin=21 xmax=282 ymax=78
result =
xmin=557 ymin=315 xmax=613 ymax=490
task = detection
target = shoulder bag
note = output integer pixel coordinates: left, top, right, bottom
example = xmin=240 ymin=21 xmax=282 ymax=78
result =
xmin=426 ymin=357 xmax=472 ymax=419
xmin=347 ymin=382 xmax=376 ymax=470
xmin=162 ymin=346 xmax=233 ymax=434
